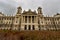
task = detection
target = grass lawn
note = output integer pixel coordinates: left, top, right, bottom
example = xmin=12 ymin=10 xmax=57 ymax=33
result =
xmin=0 ymin=30 xmax=60 ymax=40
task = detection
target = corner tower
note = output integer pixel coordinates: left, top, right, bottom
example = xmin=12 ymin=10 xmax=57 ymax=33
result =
xmin=17 ymin=6 xmax=22 ymax=14
xmin=37 ymin=7 xmax=43 ymax=17
xmin=16 ymin=6 xmax=22 ymax=16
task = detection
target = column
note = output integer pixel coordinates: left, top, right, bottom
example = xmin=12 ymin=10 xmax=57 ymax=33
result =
xmin=36 ymin=16 xmax=37 ymax=23
xmin=23 ymin=16 xmax=24 ymax=23
xmin=27 ymin=25 xmax=28 ymax=30
xmin=28 ymin=16 xmax=29 ymax=23
xmin=34 ymin=16 xmax=35 ymax=23
xmin=31 ymin=16 xmax=32 ymax=23
xmin=24 ymin=16 xmax=25 ymax=23
xmin=22 ymin=16 xmax=23 ymax=23
xmin=35 ymin=16 xmax=36 ymax=23
xmin=31 ymin=25 xmax=32 ymax=30
xmin=27 ymin=16 xmax=28 ymax=23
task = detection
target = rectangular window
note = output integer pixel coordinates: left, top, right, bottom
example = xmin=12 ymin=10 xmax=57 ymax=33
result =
xmin=32 ymin=25 xmax=35 ymax=30
xmin=29 ymin=16 xmax=31 ymax=23
xmin=25 ymin=25 xmax=27 ymax=30
xmin=25 ymin=16 xmax=27 ymax=23
xmin=28 ymin=25 xmax=31 ymax=30
xmin=32 ymin=16 xmax=34 ymax=23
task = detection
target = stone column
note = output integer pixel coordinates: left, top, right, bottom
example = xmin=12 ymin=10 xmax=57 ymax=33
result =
xmin=31 ymin=16 xmax=32 ymax=23
xmin=28 ymin=16 xmax=29 ymax=23
xmin=27 ymin=25 xmax=28 ymax=30
xmin=24 ymin=16 xmax=25 ymax=23
xmin=22 ymin=16 xmax=23 ymax=23
xmin=23 ymin=16 xmax=24 ymax=23
xmin=26 ymin=17 xmax=28 ymax=23
xmin=36 ymin=16 xmax=37 ymax=23
xmin=31 ymin=25 xmax=32 ymax=30
xmin=34 ymin=16 xmax=35 ymax=23
xmin=27 ymin=16 xmax=29 ymax=23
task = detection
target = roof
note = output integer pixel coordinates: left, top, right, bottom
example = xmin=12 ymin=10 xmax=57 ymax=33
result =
xmin=54 ymin=13 xmax=60 ymax=17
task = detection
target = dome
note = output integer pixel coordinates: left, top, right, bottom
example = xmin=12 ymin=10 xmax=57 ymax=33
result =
xmin=17 ymin=6 xmax=22 ymax=10
xmin=38 ymin=7 xmax=42 ymax=9
xmin=54 ymin=13 xmax=60 ymax=17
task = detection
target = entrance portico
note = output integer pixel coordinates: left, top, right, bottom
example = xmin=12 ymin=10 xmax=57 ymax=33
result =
xmin=21 ymin=11 xmax=38 ymax=30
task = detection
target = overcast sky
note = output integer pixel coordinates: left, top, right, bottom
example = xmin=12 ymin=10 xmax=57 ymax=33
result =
xmin=0 ymin=0 xmax=60 ymax=16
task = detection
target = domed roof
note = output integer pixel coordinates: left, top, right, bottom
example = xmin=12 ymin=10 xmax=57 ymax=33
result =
xmin=17 ymin=6 xmax=22 ymax=10
xmin=54 ymin=13 xmax=60 ymax=17
xmin=38 ymin=7 xmax=42 ymax=9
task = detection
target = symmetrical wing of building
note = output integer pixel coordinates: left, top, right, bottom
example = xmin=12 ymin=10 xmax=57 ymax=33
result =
xmin=0 ymin=6 xmax=60 ymax=31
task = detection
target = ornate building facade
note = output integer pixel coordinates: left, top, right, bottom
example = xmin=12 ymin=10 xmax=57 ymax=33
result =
xmin=0 ymin=6 xmax=60 ymax=31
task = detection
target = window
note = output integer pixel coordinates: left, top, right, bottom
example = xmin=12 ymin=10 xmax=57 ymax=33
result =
xmin=29 ymin=16 xmax=31 ymax=23
xmin=38 ymin=26 xmax=40 ymax=30
xmin=25 ymin=16 xmax=27 ymax=23
xmin=28 ymin=25 xmax=31 ymax=30
xmin=32 ymin=16 xmax=34 ymax=23
xmin=24 ymin=25 xmax=27 ymax=30
xmin=32 ymin=25 xmax=35 ymax=30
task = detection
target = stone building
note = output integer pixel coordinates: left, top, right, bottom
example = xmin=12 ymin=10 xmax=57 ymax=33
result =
xmin=0 ymin=6 xmax=60 ymax=31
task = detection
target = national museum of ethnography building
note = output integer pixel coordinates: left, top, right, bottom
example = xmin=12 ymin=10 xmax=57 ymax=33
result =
xmin=0 ymin=6 xmax=60 ymax=31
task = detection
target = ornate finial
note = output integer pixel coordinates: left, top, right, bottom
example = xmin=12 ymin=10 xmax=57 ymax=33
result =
xmin=38 ymin=7 xmax=42 ymax=9
xmin=17 ymin=6 xmax=22 ymax=14
xmin=37 ymin=6 xmax=42 ymax=14
xmin=28 ymin=9 xmax=31 ymax=12
xmin=17 ymin=6 xmax=22 ymax=10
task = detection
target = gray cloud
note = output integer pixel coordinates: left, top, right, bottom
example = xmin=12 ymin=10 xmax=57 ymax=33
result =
xmin=0 ymin=0 xmax=60 ymax=16
xmin=42 ymin=0 xmax=60 ymax=16
xmin=0 ymin=0 xmax=18 ymax=15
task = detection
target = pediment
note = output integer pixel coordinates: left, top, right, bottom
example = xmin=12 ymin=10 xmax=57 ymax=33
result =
xmin=22 ymin=12 xmax=37 ymax=15
xmin=22 ymin=10 xmax=37 ymax=15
